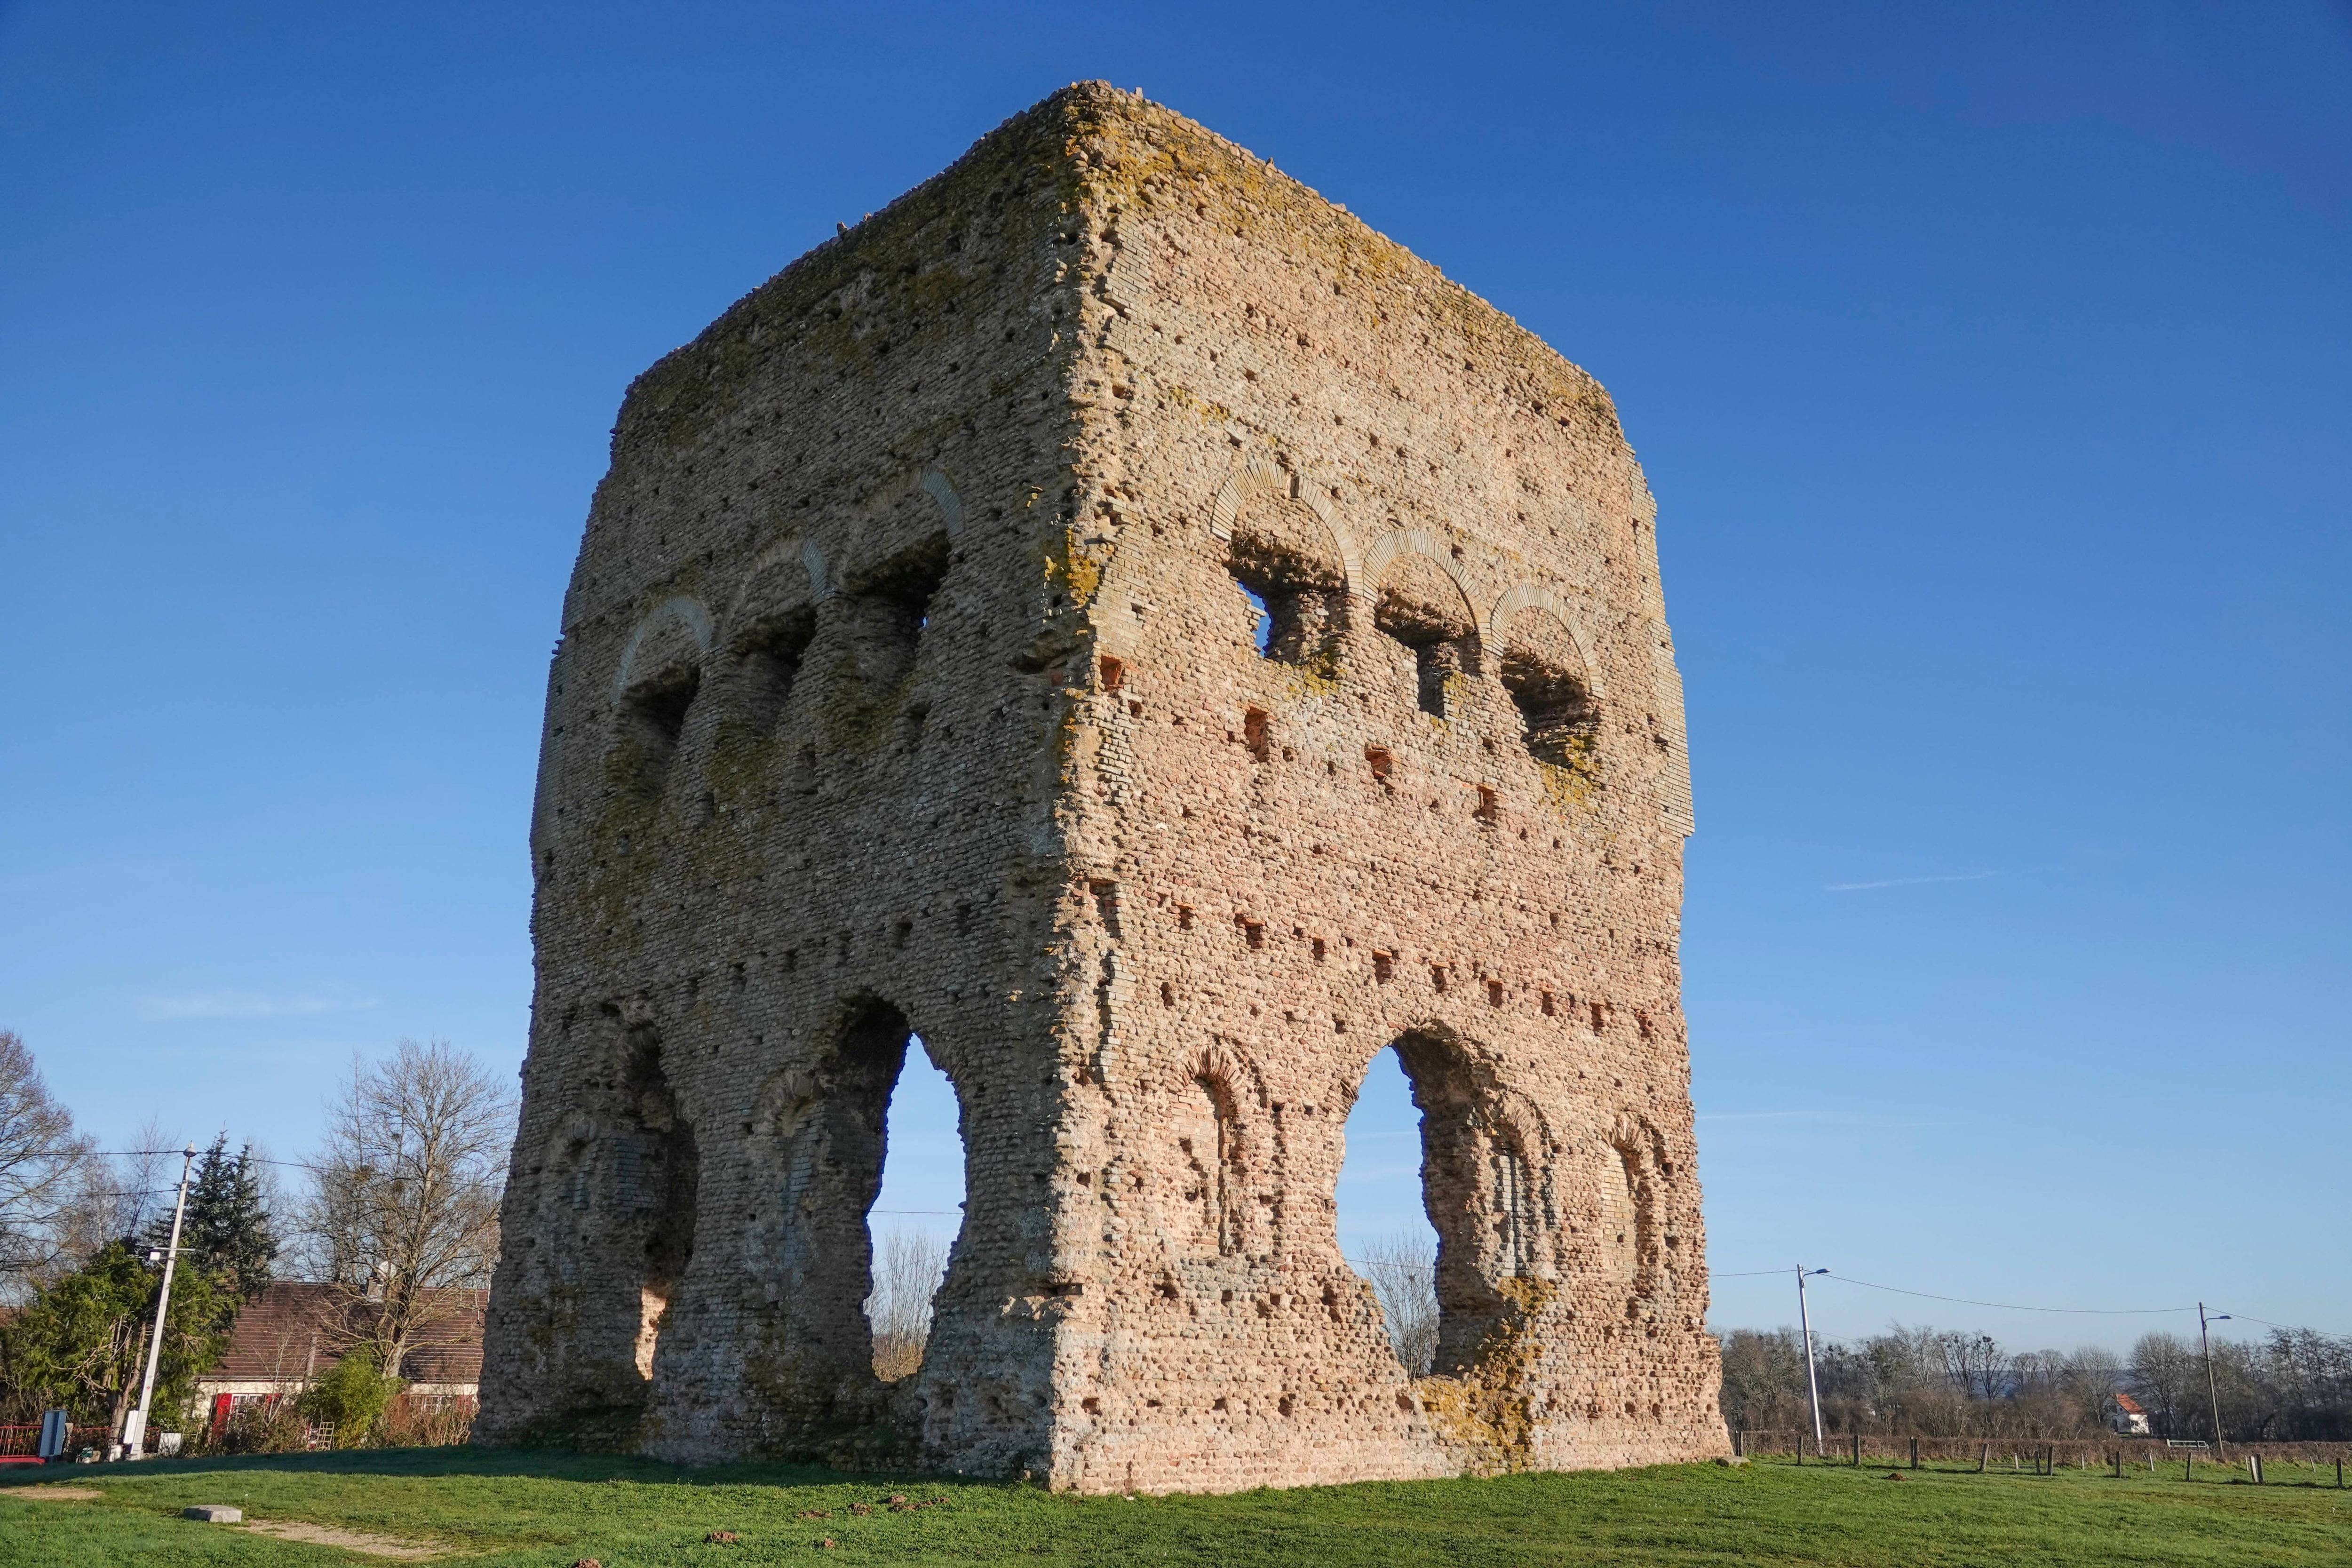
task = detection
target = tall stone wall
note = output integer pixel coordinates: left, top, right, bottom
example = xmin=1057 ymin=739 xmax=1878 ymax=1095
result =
xmin=477 ymin=82 xmax=1726 ymax=1492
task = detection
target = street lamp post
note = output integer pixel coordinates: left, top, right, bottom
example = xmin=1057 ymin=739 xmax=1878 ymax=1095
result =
xmin=1796 ymin=1267 xmax=1829 ymax=1458
xmin=122 ymin=1143 xmax=198 ymax=1459
xmin=2199 ymin=1303 xmax=2231 ymax=1457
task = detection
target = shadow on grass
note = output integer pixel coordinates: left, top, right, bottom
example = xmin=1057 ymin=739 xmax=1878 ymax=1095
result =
xmin=0 ymin=1444 xmax=955 ymax=1491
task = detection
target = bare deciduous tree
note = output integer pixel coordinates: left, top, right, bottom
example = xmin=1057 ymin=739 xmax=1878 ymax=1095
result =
xmin=865 ymin=1227 xmax=949 ymax=1382
xmin=1355 ymin=1231 xmax=1439 ymax=1377
xmin=302 ymin=1039 xmax=515 ymax=1381
xmin=0 ymin=1031 xmax=103 ymax=1300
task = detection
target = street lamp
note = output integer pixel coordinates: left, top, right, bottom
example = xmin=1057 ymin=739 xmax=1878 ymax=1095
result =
xmin=2199 ymin=1304 xmax=2231 ymax=1456
xmin=1796 ymin=1267 xmax=1830 ymax=1457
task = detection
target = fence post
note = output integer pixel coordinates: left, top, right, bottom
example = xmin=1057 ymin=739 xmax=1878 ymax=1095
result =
xmin=1911 ymin=1437 xmax=1920 ymax=1471
xmin=1852 ymin=1433 xmax=1861 ymax=1467
xmin=1978 ymin=1442 xmax=1987 ymax=1474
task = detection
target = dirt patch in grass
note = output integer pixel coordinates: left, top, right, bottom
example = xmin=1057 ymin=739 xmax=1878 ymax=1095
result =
xmin=17 ymin=1485 xmax=103 ymax=1501
xmin=240 ymin=1518 xmax=447 ymax=1559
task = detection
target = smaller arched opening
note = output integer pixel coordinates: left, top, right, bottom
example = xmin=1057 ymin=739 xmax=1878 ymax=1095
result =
xmin=613 ymin=665 xmax=701 ymax=799
xmin=1163 ymin=1053 xmax=1245 ymax=1258
xmin=729 ymin=604 xmax=818 ymax=732
xmin=1496 ymin=607 xmax=1598 ymax=772
xmin=536 ymin=1011 xmax=701 ymax=1409
xmin=840 ymin=535 xmax=951 ymax=694
xmin=1226 ymin=495 xmax=1347 ymax=668
xmin=1372 ymin=554 xmax=1478 ymax=718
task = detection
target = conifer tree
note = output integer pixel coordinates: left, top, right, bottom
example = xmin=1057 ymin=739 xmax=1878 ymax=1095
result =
xmin=147 ymin=1135 xmax=278 ymax=1300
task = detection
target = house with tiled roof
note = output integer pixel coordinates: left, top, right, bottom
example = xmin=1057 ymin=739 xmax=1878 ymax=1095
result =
xmin=193 ymin=1282 xmax=486 ymax=1434
xmin=2110 ymin=1392 xmax=2153 ymax=1435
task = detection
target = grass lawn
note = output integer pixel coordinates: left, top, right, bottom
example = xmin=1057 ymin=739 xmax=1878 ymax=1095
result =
xmin=3 ymin=1449 xmax=2348 ymax=1567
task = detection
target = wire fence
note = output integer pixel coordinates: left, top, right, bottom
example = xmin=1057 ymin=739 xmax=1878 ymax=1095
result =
xmin=1735 ymin=1429 xmax=2352 ymax=1476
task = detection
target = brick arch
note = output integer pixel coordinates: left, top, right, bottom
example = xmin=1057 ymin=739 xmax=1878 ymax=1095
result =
xmin=1360 ymin=529 xmax=1487 ymax=711
xmin=722 ymin=542 xmax=821 ymax=634
xmin=613 ymin=596 xmax=713 ymax=697
xmin=1359 ymin=527 xmax=1479 ymax=627
xmin=1207 ymin=452 xmax=1359 ymax=590
xmin=1486 ymin=584 xmax=1604 ymax=702
xmin=918 ymin=468 xmax=966 ymax=536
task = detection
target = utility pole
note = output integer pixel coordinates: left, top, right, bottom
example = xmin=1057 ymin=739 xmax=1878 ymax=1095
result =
xmin=122 ymin=1143 xmax=198 ymax=1460
xmin=1796 ymin=1266 xmax=1828 ymax=1457
xmin=2199 ymin=1303 xmax=2231 ymax=1457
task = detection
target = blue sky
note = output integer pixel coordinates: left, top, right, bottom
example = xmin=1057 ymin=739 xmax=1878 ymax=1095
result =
xmin=3 ymin=2 xmax=2344 ymax=1348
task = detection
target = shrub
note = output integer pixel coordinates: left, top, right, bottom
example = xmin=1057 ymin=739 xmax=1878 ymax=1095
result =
xmin=299 ymin=1349 xmax=404 ymax=1447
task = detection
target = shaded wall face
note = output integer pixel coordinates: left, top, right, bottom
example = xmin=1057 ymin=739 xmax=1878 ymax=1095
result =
xmin=477 ymin=102 xmax=1103 ymax=1470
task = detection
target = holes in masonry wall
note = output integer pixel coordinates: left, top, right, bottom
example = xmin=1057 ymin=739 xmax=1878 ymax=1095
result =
xmin=1089 ymin=880 xmax=1122 ymax=937
xmin=1242 ymin=706 xmax=1271 ymax=762
xmin=1098 ymin=655 xmax=1125 ymax=692
xmin=1364 ymin=745 xmax=1393 ymax=783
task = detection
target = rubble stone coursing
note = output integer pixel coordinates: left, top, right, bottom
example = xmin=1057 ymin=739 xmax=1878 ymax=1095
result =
xmin=476 ymin=82 xmax=1727 ymax=1491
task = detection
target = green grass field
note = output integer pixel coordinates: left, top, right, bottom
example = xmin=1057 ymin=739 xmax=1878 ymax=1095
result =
xmin=4 ymin=1449 xmax=2348 ymax=1567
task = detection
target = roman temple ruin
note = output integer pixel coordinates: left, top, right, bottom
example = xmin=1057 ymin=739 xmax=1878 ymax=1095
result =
xmin=477 ymin=82 xmax=1728 ymax=1490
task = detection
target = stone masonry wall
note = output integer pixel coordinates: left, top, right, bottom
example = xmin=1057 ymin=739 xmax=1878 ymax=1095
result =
xmin=477 ymin=83 xmax=1727 ymax=1492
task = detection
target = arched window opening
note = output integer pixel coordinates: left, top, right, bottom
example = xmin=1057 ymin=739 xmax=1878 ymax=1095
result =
xmin=1335 ymin=1045 xmax=1440 ymax=1377
xmin=732 ymin=605 xmax=817 ymax=731
xmin=864 ymin=1032 xmax=965 ymax=1382
xmin=842 ymin=535 xmax=951 ymax=692
xmin=1497 ymin=609 xmax=1598 ymax=771
xmin=614 ymin=666 xmax=701 ymax=798
xmin=1227 ymin=498 xmax=1346 ymax=668
xmin=1372 ymin=554 xmax=1476 ymax=718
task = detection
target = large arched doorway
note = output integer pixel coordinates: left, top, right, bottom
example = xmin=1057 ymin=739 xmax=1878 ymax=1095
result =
xmin=1336 ymin=1043 xmax=1441 ymax=1375
xmin=1338 ymin=1029 xmax=1544 ymax=1379
xmin=865 ymin=1034 xmax=964 ymax=1381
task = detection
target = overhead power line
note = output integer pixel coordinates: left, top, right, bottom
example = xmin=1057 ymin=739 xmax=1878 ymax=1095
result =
xmin=1810 ymin=1271 xmax=2193 ymax=1316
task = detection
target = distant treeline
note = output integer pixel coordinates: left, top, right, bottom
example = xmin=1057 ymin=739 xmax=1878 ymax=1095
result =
xmin=1716 ymin=1324 xmax=2352 ymax=1442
